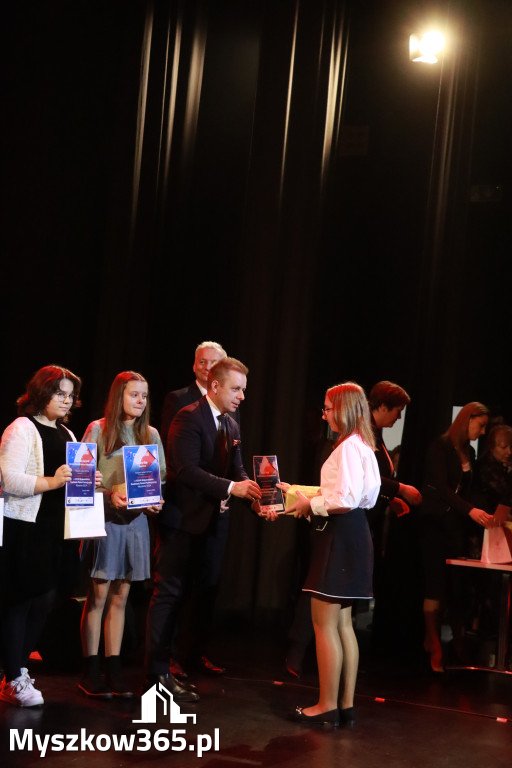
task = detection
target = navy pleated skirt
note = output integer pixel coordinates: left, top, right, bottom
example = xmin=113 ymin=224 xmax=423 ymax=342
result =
xmin=303 ymin=508 xmax=374 ymax=601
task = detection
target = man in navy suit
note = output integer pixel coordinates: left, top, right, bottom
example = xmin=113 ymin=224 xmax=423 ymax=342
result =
xmin=159 ymin=340 xmax=240 ymax=679
xmin=160 ymin=341 xmax=227 ymax=444
xmin=145 ymin=357 xmax=261 ymax=697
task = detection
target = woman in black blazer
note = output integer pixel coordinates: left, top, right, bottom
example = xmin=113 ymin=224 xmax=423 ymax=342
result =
xmin=419 ymin=402 xmax=493 ymax=672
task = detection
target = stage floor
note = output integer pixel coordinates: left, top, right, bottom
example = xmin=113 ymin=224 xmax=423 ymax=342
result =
xmin=1 ymin=626 xmax=511 ymax=768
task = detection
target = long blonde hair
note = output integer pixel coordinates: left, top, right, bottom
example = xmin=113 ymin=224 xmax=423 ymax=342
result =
xmin=327 ymin=382 xmax=376 ymax=450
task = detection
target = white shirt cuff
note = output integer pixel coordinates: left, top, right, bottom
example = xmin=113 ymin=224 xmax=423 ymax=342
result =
xmin=310 ymin=496 xmax=329 ymax=517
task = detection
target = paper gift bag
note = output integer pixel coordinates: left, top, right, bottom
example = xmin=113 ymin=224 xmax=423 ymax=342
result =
xmin=481 ymin=525 xmax=512 ymax=564
xmin=64 ymin=491 xmax=106 ymax=540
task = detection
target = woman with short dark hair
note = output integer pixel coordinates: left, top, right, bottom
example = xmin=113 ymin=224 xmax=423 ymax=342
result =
xmin=368 ymin=380 xmax=421 ymax=520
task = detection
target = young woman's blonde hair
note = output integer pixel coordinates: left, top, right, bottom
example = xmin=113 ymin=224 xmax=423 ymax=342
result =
xmin=326 ymin=382 xmax=376 ymax=450
xmin=102 ymin=371 xmax=152 ymax=454
xmin=445 ymin=401 xmax=489 ymax=462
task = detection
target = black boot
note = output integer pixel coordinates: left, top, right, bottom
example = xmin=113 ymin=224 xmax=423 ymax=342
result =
xmin=105 ymin=655 xmax=133 ymax=698
xmin=78 ymin=655 xmax=112 ymax=698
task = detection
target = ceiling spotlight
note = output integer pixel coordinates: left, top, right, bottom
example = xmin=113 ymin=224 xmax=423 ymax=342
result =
xmin=410 ymin=31 xmax=446 ymax=63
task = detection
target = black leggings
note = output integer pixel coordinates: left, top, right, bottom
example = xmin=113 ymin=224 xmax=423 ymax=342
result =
xmin=0 ymin=590 xmax=55 ymax=681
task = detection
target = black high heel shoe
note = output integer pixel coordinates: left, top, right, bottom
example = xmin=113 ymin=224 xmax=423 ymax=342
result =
xmin=294 ymin=706 xmax=340 ymax=727
xmin=340 ymin=706 xmax=356 ymax=727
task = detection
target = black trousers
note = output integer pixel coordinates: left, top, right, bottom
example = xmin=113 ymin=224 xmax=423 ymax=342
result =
xmin=145 ymin=513 xmax=229 ymax=675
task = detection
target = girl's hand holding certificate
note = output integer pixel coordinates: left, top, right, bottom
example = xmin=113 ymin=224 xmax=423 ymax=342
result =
xmin=142 ymin=500 xmax=163 ymax=516
xmin=111 ymin=488 xmax=128 ymax=510
xmin=111 ymin=482 xmax=162 ymax=514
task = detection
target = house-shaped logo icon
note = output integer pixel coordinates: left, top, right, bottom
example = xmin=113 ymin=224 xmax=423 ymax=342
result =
xmin=133 ymin=683 xmax=197 ymax=725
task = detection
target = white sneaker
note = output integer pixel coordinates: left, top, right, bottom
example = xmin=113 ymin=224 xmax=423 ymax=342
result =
xmin=0 ymin=669 xmax=44 ymax=707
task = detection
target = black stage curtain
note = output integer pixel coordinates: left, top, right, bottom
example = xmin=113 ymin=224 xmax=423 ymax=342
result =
xmin=2 ymin=0 xmax=512 ymax=627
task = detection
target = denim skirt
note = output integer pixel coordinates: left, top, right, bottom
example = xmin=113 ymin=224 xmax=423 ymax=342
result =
xmin=81 ymin=512 xmax=150 ymax=581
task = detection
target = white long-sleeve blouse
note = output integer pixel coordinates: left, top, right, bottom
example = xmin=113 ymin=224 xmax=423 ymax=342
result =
xmin=310 ymin=433 xmax=381 ymax=517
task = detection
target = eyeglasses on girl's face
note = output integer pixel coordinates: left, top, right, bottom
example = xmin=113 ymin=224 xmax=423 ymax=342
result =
xmin=53 ymin=390 xmax=74 ymax=402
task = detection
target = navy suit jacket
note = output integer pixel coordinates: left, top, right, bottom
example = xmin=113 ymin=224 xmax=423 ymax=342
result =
xmin=162 ymin=396 xmax=248 ymax=535
xmin=160 ymin=382 xmax=203 ymax=444
xmin=160 ymin=381 xmax=240 ymax=446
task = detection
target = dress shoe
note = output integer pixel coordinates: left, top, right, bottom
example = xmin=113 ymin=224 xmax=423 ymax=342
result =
xmin=294 ymin=706 xmax=340 ymax=727
xmin=199 ymin=656 xmax=226 ymax=675
xmin=169 ymin=657 xmax=189 ymax=680
xmin=144 ymin=673 xmax=199 ymax=703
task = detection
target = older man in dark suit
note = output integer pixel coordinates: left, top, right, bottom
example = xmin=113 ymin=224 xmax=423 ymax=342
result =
xmin=160 ymin=341 xmax=227 ymax=444
xmin=145 ymin=357 xmax=261 ymax=698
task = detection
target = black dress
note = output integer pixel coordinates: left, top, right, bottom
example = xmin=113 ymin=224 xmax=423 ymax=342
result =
xmin=418 ymin=435 xmax=475 ymax=602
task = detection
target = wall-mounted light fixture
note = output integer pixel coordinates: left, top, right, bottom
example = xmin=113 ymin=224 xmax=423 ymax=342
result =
xmin=409 ymin=31 xmax=446 ymax=63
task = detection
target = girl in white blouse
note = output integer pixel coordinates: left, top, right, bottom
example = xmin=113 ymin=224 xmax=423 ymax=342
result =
xmin=280 ymin=382 xmax=380 ymax=728
xmin=0 ymin=365 xmax=99 ymax=708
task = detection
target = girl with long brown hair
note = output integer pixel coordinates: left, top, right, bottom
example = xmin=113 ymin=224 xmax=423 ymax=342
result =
xmin=79 ymin=372 xmax=165 ymax=698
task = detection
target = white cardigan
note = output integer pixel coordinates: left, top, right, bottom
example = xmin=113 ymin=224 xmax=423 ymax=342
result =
xmin=0 ymin=416 xmax=75 ymax=522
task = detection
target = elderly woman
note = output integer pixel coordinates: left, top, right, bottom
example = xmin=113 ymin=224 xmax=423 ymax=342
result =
xmin=470 ymin=425 xmax=512 ymax=648
xmin=474 ymin=425 xmax=512 ymax=518
xmin=419 ymin=402 xmax=493 ymax=672
xmin=0 ymin=365 xmax=98 ymax=708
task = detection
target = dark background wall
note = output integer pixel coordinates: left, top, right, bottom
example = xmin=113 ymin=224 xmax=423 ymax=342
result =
xmin=2 ymin=0 xmax=511 ymax=624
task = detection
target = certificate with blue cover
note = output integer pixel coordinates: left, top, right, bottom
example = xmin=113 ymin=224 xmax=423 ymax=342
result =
xmin=66 ymin=442 xmax=97 ymax=506
xmin=122 ymin=444 xmax=162 ymax=508
xmin=253 ymin=455 xmax=285 ymax=514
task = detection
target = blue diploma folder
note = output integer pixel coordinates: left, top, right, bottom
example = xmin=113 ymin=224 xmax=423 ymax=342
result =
xmin=122 ymin=444 xmax=162 ymax=508
xmin=66 ymin=442 xmax=97 ymax=506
